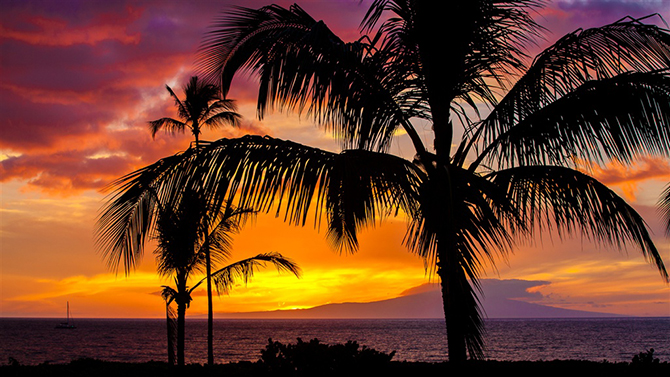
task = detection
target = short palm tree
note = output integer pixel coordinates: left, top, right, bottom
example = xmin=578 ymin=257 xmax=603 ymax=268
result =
xmin=161 ymin=285 xmax=178 ymax=365
xmin=149 ymin=75 xmax=241 ymax=147
xmin=98 ymin=1 xmax=670 ymax=362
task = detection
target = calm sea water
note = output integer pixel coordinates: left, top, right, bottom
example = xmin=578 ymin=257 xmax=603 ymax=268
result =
xmin=1 ymin=318 xmax=668 ymax=365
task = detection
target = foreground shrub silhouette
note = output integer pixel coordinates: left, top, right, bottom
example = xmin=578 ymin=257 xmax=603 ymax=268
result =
xmin=259 ymin=338 xmax=395 ymax=376
xmin=632 ymin=348 xmax=660 ymax=365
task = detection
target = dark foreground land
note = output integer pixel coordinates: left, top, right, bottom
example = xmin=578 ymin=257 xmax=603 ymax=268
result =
xmin=2 ymin=358 xmax=668 ymax=377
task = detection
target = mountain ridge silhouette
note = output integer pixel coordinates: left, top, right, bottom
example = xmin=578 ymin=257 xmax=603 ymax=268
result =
xmin=213 ymin=279 xmax=625 ymax=319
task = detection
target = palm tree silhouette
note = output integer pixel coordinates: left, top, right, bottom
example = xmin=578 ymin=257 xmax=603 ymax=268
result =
xmin=109 ymin=188 xmax=300 ymax=366
xmin=199 ymin=204 xmax=256 ymax=365
xmin=148 ymin=76 xmax=241 ymax=147
xmin=149 ymin=76 xmax=247 ymax=365
xmin=97 ymin=2 xmax=670 ymax=362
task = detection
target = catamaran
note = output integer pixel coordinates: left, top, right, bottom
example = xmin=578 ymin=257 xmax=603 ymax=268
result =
xmin=55 ymin=301 xmax=76 ymax=329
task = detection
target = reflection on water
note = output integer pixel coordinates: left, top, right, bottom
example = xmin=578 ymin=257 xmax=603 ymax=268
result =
xmin=1 ymin=318 xmax=668 ymax=365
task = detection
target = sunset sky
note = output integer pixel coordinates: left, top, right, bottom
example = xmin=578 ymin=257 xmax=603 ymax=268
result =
xmin=1 ymin=0 xmax=669 ymax=319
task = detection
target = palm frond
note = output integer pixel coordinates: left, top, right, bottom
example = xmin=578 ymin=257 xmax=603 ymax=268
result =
xmin=161 ymin=285 xmax=178 ymax=304
xmin=204 ymin=205 xmax=257 ymax=266
xmin=477 ymin=70 xmax=670 ymax=169
xmin=489 ymin=165 xmax=668 ymax=281
xmin=148 ymin=118 xmax=187 ymax=138
xmin=660 ymin=183 xmax=670 ymax=236
xmin=95 ymin=149 xmax=199 ymax=275
xmin=363 ymin=0 xmax=543 ymax=126
xmin=153 ymin=189 xmax=210 ymax=278
xmin=185 ymin=136 xmax=423 ymax=252
xmin=96 ymin=136 xmax=423 ymax=269
xmin=208 ymin=252 xmax=301 ymax=295
xmin=150 ymin=76 xmax=239 ymax=142
xmin=199 ymin=4 xmax=316 ymax=92
xmin=405 ymin=164 xmax=521 ymax=279
xmin=203 ymin=111 xmax=241 ymax=129
xmin=198 ymin=4 xmax=425 ymax=153
xmin=480 ymin=16 xmax=670 ymax=148
xmin=165 ymin=84 xmax=189 ymax=120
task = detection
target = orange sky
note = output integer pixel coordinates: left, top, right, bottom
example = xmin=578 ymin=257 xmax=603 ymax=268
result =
xmin=1 ymin=0 xmax=669 ymax=319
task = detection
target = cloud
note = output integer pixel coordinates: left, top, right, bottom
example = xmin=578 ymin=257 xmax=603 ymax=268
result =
xmin=0 ymin=11 xmax=142 ymax=47
xmin=591 ymin=156 xmax=670 ymax=185
xmin=0 ymin=1 xmax=303 ymax=196
xmin=586 ymin=156 xmax=670 ymax=202
xmin=533 ymin=0 xmax=669 ymax=54
xmin=555 ymin=0 xmax=667 ymax=17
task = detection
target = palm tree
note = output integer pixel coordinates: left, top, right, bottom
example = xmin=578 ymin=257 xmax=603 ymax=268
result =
xmin=195 ymin=251 xmax=301 ymax=365
xmin=108 ymin=188 xmax=300 ymax=366
xmin=149 ymin=76 xmax=241 ymax=147
xmin=152 ymin=189 xmax=206 ymax=366
xmin=200 ymin=204 xmax=256 ymax=365
xmin=97 ymin=1 xmax=670 ymax=362
xmin=149 ymin=76 xmax=246 ymax=365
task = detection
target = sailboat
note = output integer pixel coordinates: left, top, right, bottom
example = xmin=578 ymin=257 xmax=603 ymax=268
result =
xmin=55 ymin=301 xmax=76 ymax=329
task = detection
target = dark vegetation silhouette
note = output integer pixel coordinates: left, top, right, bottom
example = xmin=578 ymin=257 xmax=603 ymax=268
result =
xmin=148 ymin=75 xmax=240 ymax=147
xmin=260 ymin=338 xmax=395 ymax=376
xmin=140 ymin=189 xmax=301 ymax=366
xmin=160 ymin=286 xmax=178 ymax=366
xmin=150 ymin=76 xmax=247 ymax=365
xmin=632 ymin=348 xmax=660 ymax=365
xmin=660 ymin=184 xmax=670 ymax=236
xmin=96 ymin=1 xmax=670 ymax=363
xmin=4 ymin=346 xmax=669 ymax=377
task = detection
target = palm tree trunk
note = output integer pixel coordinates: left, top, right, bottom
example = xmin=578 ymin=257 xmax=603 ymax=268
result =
xmin=176 ymin=271 xmax=188 ymax=367
xmin=424 ymin=160 xmax=471 ymax=363
xmin=206 ymin=244 xmax=214 ymax=365
xmin=438 ymin=256 xmax=468 ymax=364
xmin=166 ymin=303 xmax=176 ymax=365
xmin=177 ymin=299 xmax=186 ymax=366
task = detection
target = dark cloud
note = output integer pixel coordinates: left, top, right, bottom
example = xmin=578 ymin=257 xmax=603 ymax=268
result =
xmin=556 ymin=0 xmax=667 ymax=18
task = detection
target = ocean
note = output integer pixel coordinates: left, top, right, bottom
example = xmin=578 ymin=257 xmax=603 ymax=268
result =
xmin=1 ymin=318 xmax=668 ymax=365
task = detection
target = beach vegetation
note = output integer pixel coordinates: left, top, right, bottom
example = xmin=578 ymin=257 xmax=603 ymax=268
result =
xmin=148 ymin=75 xmax=240 ymax=148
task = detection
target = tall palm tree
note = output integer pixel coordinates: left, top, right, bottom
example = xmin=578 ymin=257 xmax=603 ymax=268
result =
xmin=200 ymin=204 xmax=256 ymax=365
xmin=198 ymin=251 xmax=301 ymax=365
xmin=149 ymin=76 xmax=241 ymax=147
xmin=98 ymin=1 xmax=670 ymax=362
